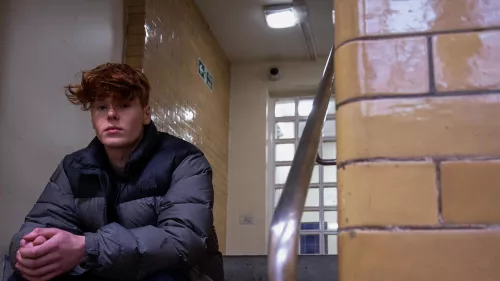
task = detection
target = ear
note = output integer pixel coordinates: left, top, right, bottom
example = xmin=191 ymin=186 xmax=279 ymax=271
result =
xmin=143 ymin=105 xmax=151 ymax=125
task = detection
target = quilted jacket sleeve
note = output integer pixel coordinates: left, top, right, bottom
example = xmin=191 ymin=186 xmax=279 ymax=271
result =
xmin=84 ymin=151 xmax=214 ymax=280
xmin=8 ymin=161 xmax=83 ymax=271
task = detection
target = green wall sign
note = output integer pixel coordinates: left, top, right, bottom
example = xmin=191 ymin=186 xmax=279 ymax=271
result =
xmin=198 ymin=59 xmax=213 ymax=91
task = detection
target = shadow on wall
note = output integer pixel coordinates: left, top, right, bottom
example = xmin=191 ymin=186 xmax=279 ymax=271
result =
xmin=0 ymin=1 xmax=11 ymax=266
xmin=0 ymin=0 xmax=9 ymax=153
xmin=0 ymin=0 xmax=7 ymax=104
xmin=0 ymin=5 xmax=10 ymax=281
xmin=0 ymin=0 xmax=124 ymax=270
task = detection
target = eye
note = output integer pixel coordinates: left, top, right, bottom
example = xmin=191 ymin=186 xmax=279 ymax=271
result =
xmin=119 ymin=103 xmax=131 ymax=109
xmin=97 ymin=105 xmax=108 ymax=111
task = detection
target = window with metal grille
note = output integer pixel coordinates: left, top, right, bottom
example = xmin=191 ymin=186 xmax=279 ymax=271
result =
xmin=268 ymin=97 xmax=338 ymax=255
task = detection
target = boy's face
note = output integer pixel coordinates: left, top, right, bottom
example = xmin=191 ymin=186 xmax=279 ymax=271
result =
xmin=90 ymin=96 xmax=151 ymax=149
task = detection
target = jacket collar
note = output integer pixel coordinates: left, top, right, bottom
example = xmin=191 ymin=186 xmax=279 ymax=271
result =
xmin=71 ymin=122 xmax=161 ymax=175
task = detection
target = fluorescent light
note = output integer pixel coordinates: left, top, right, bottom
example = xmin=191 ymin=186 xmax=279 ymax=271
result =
xmin=264 ymin=7 xmax=297 ymax=29
xmin=332 ymin=10 xmax=335 ymax=24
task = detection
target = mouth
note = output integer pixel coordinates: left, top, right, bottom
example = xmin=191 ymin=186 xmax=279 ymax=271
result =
xmin=104 ymin=126 xmax=123 ymax=133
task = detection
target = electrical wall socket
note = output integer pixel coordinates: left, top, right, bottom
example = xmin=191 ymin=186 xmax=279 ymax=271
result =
xmin=239 ymin=215 xmax=254 ymax=225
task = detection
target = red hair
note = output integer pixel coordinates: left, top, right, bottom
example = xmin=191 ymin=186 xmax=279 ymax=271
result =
xmin=65 ymin=63 xmax=150 ymax=111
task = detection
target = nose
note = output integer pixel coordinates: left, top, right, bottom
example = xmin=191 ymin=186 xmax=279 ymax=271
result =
xmin=107 ymin=106 xmax=118 ymax=120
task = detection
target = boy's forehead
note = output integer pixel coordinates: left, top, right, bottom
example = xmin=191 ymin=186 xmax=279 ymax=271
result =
xmin=94 ymin=95 xmax=134 ymax=103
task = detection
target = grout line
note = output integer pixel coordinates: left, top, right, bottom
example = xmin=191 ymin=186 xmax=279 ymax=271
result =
xmin=339 ymin=224 xmax=500 ymax=233
xmin=426 ymin=36 xmax=437 ymax=94
xmin=335 ymin=25 xmax=500 ymax=51
xmin=337 ymin=157 xmax=430 ymax=169
xmin=335 ymin=89 xmax=500 ymax=109
xmin=435 ymin=159 xmax=444 ymax=224
xmin=337 ymin=155 xmax=500 ymax=169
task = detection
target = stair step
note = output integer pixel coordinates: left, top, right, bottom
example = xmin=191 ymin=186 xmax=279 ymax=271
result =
xmin=223 ymin=255 xmax=338 ymax=281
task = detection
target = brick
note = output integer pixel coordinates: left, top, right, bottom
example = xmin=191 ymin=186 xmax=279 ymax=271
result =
xmin=340 ymin=229 xmax=500 ymax=281
xmin=127 ymin=24 xmax=145 ymax=35
xmin=339 ymin=162 xmax=438 ymax=227
xmin=127 ymin=5 xmax=145 ymax=14
xmin=335 ymin=37 xmax=429 ymax=104
xmin=127 ymin=34 xmax=145 ymax=46
xmin=337 ymin=94 xmax=500 ymax=162
xmin=433 ymin=30 xmax=500 ymax=92
xmin=125 ymin=0 xmax=144 ymax=7
xmin=126 ymin=45 xmax=144 ymax=57
xmin=441 ymin=161 xmax=500 ymax=224
xmin=125 ymin=56 xmax=142 ymax=69
xmin=335 ymin=0 xmax=500 ymax=47
xmin=128 ymin=13 xmax=145 ymax=25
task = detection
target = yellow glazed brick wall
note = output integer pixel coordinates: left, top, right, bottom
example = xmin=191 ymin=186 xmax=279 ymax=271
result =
xmin=335 ymin=0 xmax=500 ymax=280
xmin=124 ymin=0 xmax=230 ymax=252
xmin=338 ymin=162 xmax=438 ymax=227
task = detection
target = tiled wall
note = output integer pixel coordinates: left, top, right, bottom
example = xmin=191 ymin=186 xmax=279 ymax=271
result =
xmin=124 ymin=0 xmax=230 ymax=252
xmin=335 ymin=0 xmax=500 ymax=280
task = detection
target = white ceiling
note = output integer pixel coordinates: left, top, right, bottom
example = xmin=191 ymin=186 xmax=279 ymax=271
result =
xmin=194 ymin=0 xmax=334 ymax=62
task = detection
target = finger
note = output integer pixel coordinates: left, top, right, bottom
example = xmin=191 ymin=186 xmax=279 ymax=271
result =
xmin=16 ymin=249 xmax=22 ymax=264
xmin=19 ymin=238 xmax=57 ymax=259
xmin=23 ymin=228 xmax=59 ymax=241
xmin=16 ymin=260 xmax=60 ymax=280
xmin=23 ymin=229 xmax=41 ymax=241
xmin=18 ymin=251 xmax=59 ymax=270
xmin=27 ymin=265 xmax=63 ymax=281
xmin=33 ymin=236 xmax=47 ymax=246
xmin=31 ymin=228 xmax=59 ymax=239
xmin=20 ymin=239 xmax=26 ymax=247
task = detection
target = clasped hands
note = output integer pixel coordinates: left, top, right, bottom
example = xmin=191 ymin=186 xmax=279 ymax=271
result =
xmin=15 ymin=228 xmax=86 ymax=281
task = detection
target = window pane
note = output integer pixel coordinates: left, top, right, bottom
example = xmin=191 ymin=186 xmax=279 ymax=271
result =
xmin=275 ymin=122 xmax=295 ymax=139
xmin=310 ymin=165 xmax=319 ymax=183
xmin=322 ymin=142 xmax=337 ymax=159
xmin=305 ymin=188 xmax=319 ymax=207
xmin=324 ymin=165 xmax=337 ymax=183
xmin=274 ymin=189 xmax=282 ymax=207
xmin=298 ymin=121 xmax=306 ymax=137
xmin=325 ymin=234 xmax=338 ymax=255
xmin=298 ymin=99 xmax=313 ymax=116
xmin=324 ymin=211 xmax=338 ymax=231
xmin=300 ymin=234 xmax=320 ymax=255
xmin=275 ymin=166 xmax=290 ymax=184
xmin=323 ymin=119 xmax=336 ymax=137
xmin=324 ymin=187 xmax=338 ymax=206
xmin=275 ymin=143 xmax=295 ymax=161
xmin=275 ymin=100 xmax=295 ymax=117
xmin=327 ymin=99 xmax=336 ymax=115
xmin=277 ymin=188 xmax=321 ymax=208
xmin=301 ymin=211 xmax=320 ymax=230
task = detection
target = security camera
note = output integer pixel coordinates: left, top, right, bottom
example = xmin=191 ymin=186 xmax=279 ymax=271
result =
xmin=269 ymin=67 xmax=280 ymax=81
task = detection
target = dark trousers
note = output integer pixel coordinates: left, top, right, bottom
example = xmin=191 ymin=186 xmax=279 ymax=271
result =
xmin=8 ymin=270 xmax=188 ymax=281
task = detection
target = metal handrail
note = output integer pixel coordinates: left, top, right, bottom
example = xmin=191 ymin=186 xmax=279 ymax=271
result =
xmin=316 ymin=154 xmax=336 ymax=166
xmin=268 ymin=48 xmax=335 ymax=281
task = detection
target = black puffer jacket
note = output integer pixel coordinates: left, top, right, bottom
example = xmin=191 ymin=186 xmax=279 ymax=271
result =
xmin=9 ymin=122 xmax=223 ymax=281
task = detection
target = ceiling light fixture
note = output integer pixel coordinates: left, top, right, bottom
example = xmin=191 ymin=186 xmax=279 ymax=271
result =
xmin=332 ymin=10 xmax=335 ymax=24
xmin=264 ymin=6 xmax=297 ymax=29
